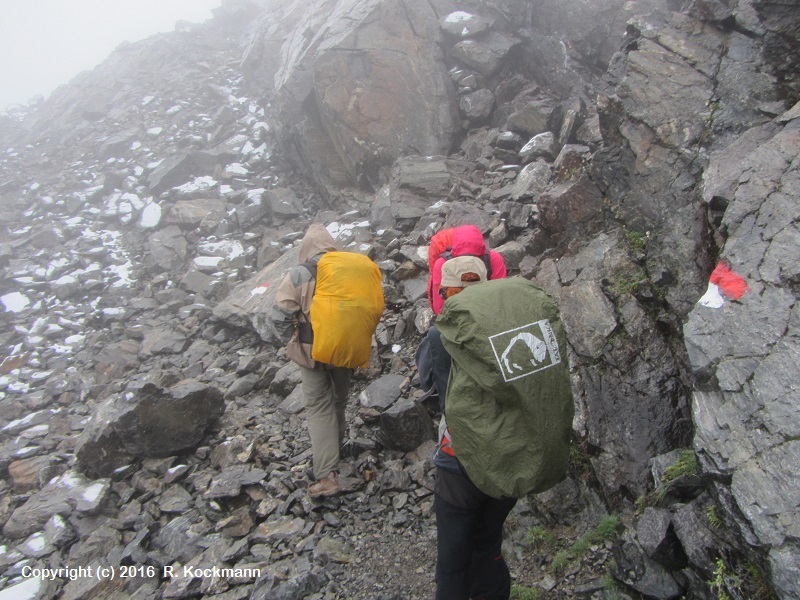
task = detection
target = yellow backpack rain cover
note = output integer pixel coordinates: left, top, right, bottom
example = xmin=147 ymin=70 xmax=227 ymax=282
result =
xmin=310 ymin=251 xmax=384 ymax=369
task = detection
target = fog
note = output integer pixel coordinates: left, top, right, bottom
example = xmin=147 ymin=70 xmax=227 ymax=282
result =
xmin=0 ymin=0 xmax=221 ymax=110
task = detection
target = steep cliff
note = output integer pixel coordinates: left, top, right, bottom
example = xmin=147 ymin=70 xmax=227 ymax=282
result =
xmin=0 ymin=0 xmax=797 ymax=598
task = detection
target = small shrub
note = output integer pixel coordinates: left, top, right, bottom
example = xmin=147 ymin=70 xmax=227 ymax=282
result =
xmin=706 ymin=505 xmax=723 ymax=529
xmin=527 ymin=525 xmax=557 ymax=552
xmin=604 ymin=572 xmax=624 ymax=600
xmin=547 ymin=516 xmax=620 ymax=575
xmin=571 ymin=534 xmax=592 ymax=556
xmin=611 ymin=267 xmax=648 ymax=296
xmin=662 ymin=450 xmax=699 ymax=483
xmin=551 ymin=549 xmax=570 ymax=573
xmin=603 ymin=572 xmax=618 ymax=590
xmin=638 ymin=450 xmax=702 ymax=510
xmin=595 ymin=515 xmax=619 ymax=540
xmin=743 ymin=561 xmax=777 ymax=600
xmin=625 ymin=229 xmax=647 ymax=252
xmin=709 ymin=557 xmax=732 ymax=600
xmin=569 ymin=440 xmax=592 ymax=473
xmin=707 ymin=557 xmax=777 ymax=600
xmin=510 ymin=584 xmax=541 ymax=600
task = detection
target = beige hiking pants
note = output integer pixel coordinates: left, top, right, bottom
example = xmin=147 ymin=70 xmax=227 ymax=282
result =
xmin=299 ymin=365 xmax=352 ymax=480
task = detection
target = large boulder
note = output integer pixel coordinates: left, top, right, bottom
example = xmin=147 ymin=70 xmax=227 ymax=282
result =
xmin=248 ymin=0 xmax=461 ymax=193
xmin=75 ymin=379 xmax=225 ymax=477
xmin=211 ymin=245 xmax=301 ymax=344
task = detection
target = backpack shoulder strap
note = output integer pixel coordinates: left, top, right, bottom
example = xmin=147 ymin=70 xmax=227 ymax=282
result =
xmin=301 ymin=260 xmax=318 ymax=279
xmin=296 ymin=259 xmax=320 ymax=344
xmin=482 ymin=253 xmax=492 ymax=280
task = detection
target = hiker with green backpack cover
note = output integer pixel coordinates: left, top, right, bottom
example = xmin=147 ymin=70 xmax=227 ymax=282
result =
xmin=416 ymin=256 xmax=574 ymax=600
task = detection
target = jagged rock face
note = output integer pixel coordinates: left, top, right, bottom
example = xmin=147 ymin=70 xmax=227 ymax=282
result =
xmin=684 ymin=112 xmax=800 ymax=598
xmin=249 ymin=0 xmax=462 ymax=194
xmin=0 ymin=0 xmax=798 ymax=598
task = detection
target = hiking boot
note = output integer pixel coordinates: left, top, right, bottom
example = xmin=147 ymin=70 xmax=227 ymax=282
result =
xmin=308 ymin=472 xmax=340 ymax=498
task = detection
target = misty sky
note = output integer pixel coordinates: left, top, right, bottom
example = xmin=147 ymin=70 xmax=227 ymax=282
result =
xmin=0 ymin=0 xmax=221 ymax=110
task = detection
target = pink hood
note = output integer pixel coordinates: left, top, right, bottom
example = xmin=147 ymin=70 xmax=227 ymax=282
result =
xmin=450 ymin=225 xmax=487 ymax=258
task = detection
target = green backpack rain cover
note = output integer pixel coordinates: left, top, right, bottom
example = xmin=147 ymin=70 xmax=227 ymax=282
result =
xmin=436 ymin=277 xmax=574 ymax=499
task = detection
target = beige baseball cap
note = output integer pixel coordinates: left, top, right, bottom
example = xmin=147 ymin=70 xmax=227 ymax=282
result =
xmin=440 ymin=255 xmax=488 ymax=288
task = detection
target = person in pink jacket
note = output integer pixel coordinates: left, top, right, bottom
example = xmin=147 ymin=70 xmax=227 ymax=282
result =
xmin=429 ymin=225 xmax=507 ymax=314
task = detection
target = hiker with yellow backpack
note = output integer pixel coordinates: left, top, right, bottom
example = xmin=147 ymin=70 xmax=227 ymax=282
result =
xmin=271 ymin=223 xmax=384 ymax=498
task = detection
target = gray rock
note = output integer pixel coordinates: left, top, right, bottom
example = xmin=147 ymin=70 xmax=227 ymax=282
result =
xmin=1 ymin=0 xmax=798 ymax=596
xmin=559 ymin=282 xmax=616 ymax=359
xmin=158 ymin=485 xmax=194 ymax=513
xmin=212 ymin=246 xmax=300 ymax=345
xmin=75 ymin=380 xmax=224 ymax=476
xmin=3 ymin=472 xmax=111 ymax=539
xmin=389 ymin=156 xmax=463 ymax=219
xmin=153 ymin=514 xmax=201 ymax=563
xmin=519 ymin=132 xmax=557 ymax=161
xmin=264 ymin=188 xmax=301 ymax=219
xmin=269 ymin=0 xmax=459 ymax=191
xmin=637 ymin=508 xmax=687 ymax=570
xmin=379 ymin=399 xmax=435 ymax=452
xmin=511 ymin=160 xmax=552 ymax=200
xmin=359 ymin=374 xmax=407 ymax=410
xmin=140 ymin=327 xmax=188 ymax=357
xmin=452 ymin=32 xmax=520 ymax=77
xmin=460 ymin=89 xmax=495 ymax=121
xmin=671 ymin=495 xmax=727 ymax=575
xmin=493 ymin=241 xmax=525 ymax=271
xmin=252 ymin=516 xmax=305 ymax=543
xmin=313 ymin=536 xmax=355 ymax=564
xmin=251 ymin=570 xmax=324 ymax=600
xmin=278 ymin=385 xmax=305 ymax=414
xmin=148 ymin=225 xmax=188 ymax=272
xmin=147 ymin=153 xmax=199 ymax=194
xmin=440 ymin=11 xmax=491 ymax=38
xmin=614 ymin=530 xmax=686 ymax=599
xmin=770 ymin=544 xmax=800 ymax=600
xmin=270 ymin=362 xmax=302 ymax=397
xmin=508 ymin=99 xmax=560 ymax=137
xmin=205 ymin=465 xmax=268 ymax=499
xmin=226 ymin=373 xmax=262 ymax=399
xmin=166 ymin=199 xmax=226 ymax=226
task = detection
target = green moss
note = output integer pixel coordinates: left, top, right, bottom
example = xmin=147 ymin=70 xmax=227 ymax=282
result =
xmin=611 ymin=267 xmax=648 ymax=296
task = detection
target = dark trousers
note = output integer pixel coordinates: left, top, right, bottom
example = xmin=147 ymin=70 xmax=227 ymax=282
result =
xmin=434 ymin=469 xmax=517 ymax=600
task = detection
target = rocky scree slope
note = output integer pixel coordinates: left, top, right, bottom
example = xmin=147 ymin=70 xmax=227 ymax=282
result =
xmin=0 ymin=0 xmax=798 ymax=599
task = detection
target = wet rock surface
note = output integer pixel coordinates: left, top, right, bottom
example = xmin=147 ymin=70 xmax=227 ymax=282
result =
xmin=0 ymin=0 xmax=798 ymax=599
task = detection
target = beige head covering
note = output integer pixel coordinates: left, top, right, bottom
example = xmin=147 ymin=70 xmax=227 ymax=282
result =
xmin=440 ymin=255 xmax=488 ymax=288
xmin=298 ymin=223 xmax=339 ymax=262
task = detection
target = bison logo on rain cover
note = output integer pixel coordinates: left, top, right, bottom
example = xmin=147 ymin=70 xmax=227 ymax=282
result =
xmin=489 ymin=320 xmax=561 ymax=382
